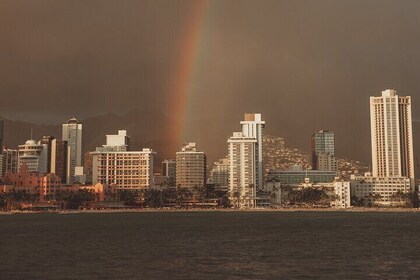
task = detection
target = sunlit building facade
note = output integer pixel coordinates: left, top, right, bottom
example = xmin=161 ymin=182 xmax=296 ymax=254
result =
xmin=91 ymin=130 xmax=155 ymax=190
xmin=176 ymin=143 xmax=206 ymax=189
xmin=370 ymin=89 xmax=414 ymax=180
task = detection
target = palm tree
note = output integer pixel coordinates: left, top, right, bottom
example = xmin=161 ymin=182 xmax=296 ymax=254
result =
xmin=233 ymin=191 xmax=241 ymax=208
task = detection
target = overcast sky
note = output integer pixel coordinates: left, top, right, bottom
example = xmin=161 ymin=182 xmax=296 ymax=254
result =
xmin=1 ymin=0 xmax=420 ymax=161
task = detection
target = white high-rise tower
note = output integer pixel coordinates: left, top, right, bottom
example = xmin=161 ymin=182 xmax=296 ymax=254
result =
xmin=228 ymin=113 xmax=265 ymax=207
xmin=62 ymin=117 xmax=84 ymax=184
xmin=240 ymin=113 xmax=265 ymax=190
xmin=370 ymin=89 xmax=414 ymax=180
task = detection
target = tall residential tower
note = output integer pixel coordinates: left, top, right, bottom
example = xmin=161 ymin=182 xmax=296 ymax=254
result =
xmin=370 ymin=89 xmax=414 ymax=180
xmin=62 ymin=117 xmax=84 ymax=184
xmin=240 ymin=113 xmax=265 ymax=190
xmin=228 ymin=113 xmax=265 ymax=207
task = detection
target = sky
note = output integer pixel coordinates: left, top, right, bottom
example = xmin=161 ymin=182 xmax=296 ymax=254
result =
xmin=1 ymin=0 xmax=420 ymax=162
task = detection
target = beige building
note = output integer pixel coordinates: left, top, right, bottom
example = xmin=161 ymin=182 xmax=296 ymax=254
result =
xmin=370 ymin=90 xmax=414 ymax=180
xmin=91 ymin=130 xmax=155 ymax=190
xmin=350 ymin=174 xmax=411 ymax=207
xmin=176 ymin=143 xmax=206 ymax=189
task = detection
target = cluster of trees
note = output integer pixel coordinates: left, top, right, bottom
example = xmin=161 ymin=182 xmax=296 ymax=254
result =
xmin=288 ymin=188 xmax=330 ymax=206
xmin=54 ymin=189 xmax=97 ymax=209
xmin=351 ymin=191 xmax=419 ymax=208
xmin=106 ymin=185 xmax=230 ymax=208
xmin=0 ymin=190 xmax=39 ymax=210
xmin=0 ymin=184 xmax=231 ymax=211
xmin=0 ymin=189 xmax=98 ymax=210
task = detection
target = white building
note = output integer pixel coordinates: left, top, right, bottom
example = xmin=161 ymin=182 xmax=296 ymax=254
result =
xmin=330 ymin=180 xmax=351 ymax=209
xmin=351 ymin=174 xmax=411 ymax=207
xmin=18 ymin=140 xmax=48 ymax=173
xmin=175 ymin=143 xmax=206 ymax=189
xmin=228 ymin=132 xmax=257 ymax=207
xmin=91 ymin=130 xmax=155 ymax=190
xmin=264 ymin=178 xmax=351 ymax=208
xmin=370 ymin=90 xmax=415 ymax=181
xmin=240 ymin=113 xmax=265 ymax=190
xmin=105 ymin=130 xmax=130 ymax=149
xmin=62 ymin=117 xmax=84 ymax=184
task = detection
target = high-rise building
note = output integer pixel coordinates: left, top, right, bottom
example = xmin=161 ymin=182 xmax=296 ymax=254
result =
xmin=311 ymin=130 xmax=337 ymax=172
xmin=228 ymin=132 xmax=257 ymax=207
xmin=50 ymin=139 xmax=68 ymax=183
xmin=18 ymin=139 xmax=48 ymax=173
xmin=210 ymin=158 xmax=230 ymax=187
xmin=2 ymin=148 xmax=18 ymax=176
xmin=227 ymin=113 xmax=265 ymax=207
xmin=240 ymin=113 xmax=265 ymax=190
xmin=176 ymin=143 xmax=206 ymax=189
xmin=162 ymin=159 xmax=176 ymax=188
xmin=370 ymin=89 xmax=414 ymax=179
xmin=40 ymin=136 xmax=55 ymax=172
xmin=91 ymin=130 xmax=155 ymax=190
xmin=62 ymin=117 xmax=84 ymax=184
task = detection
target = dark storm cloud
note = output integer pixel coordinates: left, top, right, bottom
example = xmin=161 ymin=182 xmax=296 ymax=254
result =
xmin=1 ymin=0 xmax=420 ymax=162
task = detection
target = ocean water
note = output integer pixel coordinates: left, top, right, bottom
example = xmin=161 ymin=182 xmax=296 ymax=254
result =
xmin=0 ymin=211 xmax=419 ymax=279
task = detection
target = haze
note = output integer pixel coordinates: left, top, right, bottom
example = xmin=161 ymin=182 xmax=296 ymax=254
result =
xmin=1 ymin=0 xmax=420 ymax=163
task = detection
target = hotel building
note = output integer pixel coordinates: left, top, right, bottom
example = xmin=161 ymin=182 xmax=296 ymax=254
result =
xmin=91 ymin=130 xmax=155 ymax=190
xmin=370 ymin=89 xmax=414 ymax=180
xmin=18 ymin=139 xmax=48 ymax=173
xmin=176 ymin=143 xmax=206 ymax=189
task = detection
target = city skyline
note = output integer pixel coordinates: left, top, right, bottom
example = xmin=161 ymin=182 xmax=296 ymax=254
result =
xmin=1 ymin=2 xmax=420 ymax=279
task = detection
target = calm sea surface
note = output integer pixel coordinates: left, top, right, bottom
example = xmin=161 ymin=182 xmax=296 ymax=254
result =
xmin=0 ymin=211 xmax=419 ymax=279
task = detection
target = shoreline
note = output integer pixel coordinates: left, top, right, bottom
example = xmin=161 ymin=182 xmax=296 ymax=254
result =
xmin=2 ymin=207 xmax=420 ymax=215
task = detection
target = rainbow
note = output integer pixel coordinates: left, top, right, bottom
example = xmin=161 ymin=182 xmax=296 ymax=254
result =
xmin=166 ymin=0 xmax=209 ymax=151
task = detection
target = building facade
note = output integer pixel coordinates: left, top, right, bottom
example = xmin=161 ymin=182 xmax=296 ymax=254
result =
xmin=228 ymin=132 xmax=257 ymax=207
xmin=311 ymin=130 xmax=337 ymax=171
xmin=50 ymin=139 xmax=68 ymax=183
xmin=370 ymin=89 xmax=414 ymax=180
xmin=267 ymin=169 xmax=338 ymax=185
xmin=162 ymin=159 xmax=176 ymax=187
xmin=350 ymin=174 xmax=412 ymax=207
xmin=240 ymin=113 xmax=265 ymax=190
xmin=40 ymin=136 xmax=54 ymax=173
xmin=210 ymin=158 xmax=230 ymax=188
xmin=62 ymin=117 xmax=84 ymax=184
xmin=175 ymin=143 xmax=206 ymax=189
xmin=91 ymin=130 xmax=155 ymax=190
xmin=18 ymin=140 xmax=48 ymax=173
xmin=2 ymin=149 xmax=18 ymax=176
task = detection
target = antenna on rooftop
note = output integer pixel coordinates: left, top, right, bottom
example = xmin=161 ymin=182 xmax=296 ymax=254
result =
xmin=30 ymin=127 xmax=33 ymax=140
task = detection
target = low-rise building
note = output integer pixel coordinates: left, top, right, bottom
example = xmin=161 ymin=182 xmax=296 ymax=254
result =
xmin=265 ymin=177 xmax=351 ymax=208
xmin=268 ymin=167 xmax=338 ymax=185
xmin=350 ymin=173 xmax=412 ymax=207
